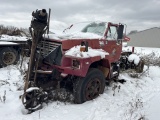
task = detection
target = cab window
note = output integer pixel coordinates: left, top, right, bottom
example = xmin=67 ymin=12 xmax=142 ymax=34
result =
xmin=107 ymin=26 xmax=118 ymax=40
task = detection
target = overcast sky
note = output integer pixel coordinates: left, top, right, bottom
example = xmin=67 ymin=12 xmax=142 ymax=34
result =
xmin=0 ymin=0 xmax=160 ymax=32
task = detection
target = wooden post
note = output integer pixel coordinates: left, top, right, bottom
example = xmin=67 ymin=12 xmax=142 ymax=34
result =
xmin=132 ymin=46 xmax=135 ymax=53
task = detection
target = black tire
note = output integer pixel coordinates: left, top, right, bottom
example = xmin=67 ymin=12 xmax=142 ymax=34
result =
xmin=136 ymin=59 xmax=145 ymax=73
xmin=73 ymin=68 xmax=105 ymax=104
xmin=0 ymin=47 xmax=20 ymax=67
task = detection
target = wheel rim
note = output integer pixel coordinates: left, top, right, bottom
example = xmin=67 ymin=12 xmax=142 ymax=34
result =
xmin=2 ymin=52 xmax=16 ymax=65
xmin=85 ymin=78 xmax=101 ymax=100
xmin=22 ymin=90 xmax=41 ymax=110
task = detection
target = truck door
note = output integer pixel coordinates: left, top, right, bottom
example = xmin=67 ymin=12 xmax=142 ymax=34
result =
xmin=103 ymin=24 xmax=122 ymax=62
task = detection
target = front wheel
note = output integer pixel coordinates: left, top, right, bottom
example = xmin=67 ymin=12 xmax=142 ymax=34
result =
xmin=73 ymin=68 xmax=105 ymax=104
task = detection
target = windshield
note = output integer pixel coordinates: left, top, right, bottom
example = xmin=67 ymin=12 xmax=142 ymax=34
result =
xmin=64 ymin=21 xmax=107 ymax=37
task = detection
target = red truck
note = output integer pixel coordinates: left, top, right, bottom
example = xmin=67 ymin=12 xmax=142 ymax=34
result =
xmin=22 ymin=9 xmax=144 ymax=111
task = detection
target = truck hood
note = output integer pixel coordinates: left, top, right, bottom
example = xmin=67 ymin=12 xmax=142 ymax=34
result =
xmin=44 ymin=32 xmax=103 ymax=40
xmin=41 ymin=32 xmax=106 ymax=66
xmin=43 ymin=32 xmax=103 ymax=51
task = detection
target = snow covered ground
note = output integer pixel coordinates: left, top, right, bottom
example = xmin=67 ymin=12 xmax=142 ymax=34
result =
xmin=0 ymin=47 xmax=160 ymax=120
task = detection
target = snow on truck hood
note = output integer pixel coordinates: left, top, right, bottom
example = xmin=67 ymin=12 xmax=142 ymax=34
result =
xmin=44 ymin=32 xmax=103 ymax=40
xmin=65 ymin=45 xmax=109 ymax=58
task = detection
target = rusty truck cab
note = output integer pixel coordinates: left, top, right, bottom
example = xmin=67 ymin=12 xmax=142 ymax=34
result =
xmin=41 ymin=21 xmax=124 ymax=80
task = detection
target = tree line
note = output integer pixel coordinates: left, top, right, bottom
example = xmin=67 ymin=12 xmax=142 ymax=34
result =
xmin=0 ymin=24 xmax=29 ymax=37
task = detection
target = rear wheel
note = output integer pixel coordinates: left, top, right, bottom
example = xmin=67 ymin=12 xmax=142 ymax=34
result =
xmin=0 ymin=47 xmax=19 ymax=67
xmin=73 ymin=68 xmax=105 ymax=103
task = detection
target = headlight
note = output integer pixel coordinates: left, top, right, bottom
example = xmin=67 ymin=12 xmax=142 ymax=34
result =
xmin=72 ymin=59 xmax=80 ymax=69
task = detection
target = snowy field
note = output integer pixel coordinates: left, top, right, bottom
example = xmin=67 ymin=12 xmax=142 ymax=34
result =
xmin=0 ymin=47 xmax=160 ymax=120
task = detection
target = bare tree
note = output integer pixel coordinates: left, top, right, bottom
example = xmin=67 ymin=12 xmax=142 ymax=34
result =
xmin=0 ymin=24 xmax=29 ymax=37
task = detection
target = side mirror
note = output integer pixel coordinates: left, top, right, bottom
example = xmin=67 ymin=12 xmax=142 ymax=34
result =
xmin=117 ymin=24 xmax=124 ymax=40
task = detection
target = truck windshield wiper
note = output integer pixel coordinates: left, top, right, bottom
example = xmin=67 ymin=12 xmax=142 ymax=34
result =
xmin=63 ymin=24 xmax=73 ymax=33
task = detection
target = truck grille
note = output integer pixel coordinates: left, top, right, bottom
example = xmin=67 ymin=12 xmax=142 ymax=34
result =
xmin=37 ymin=39 xmax=61 ymax=57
